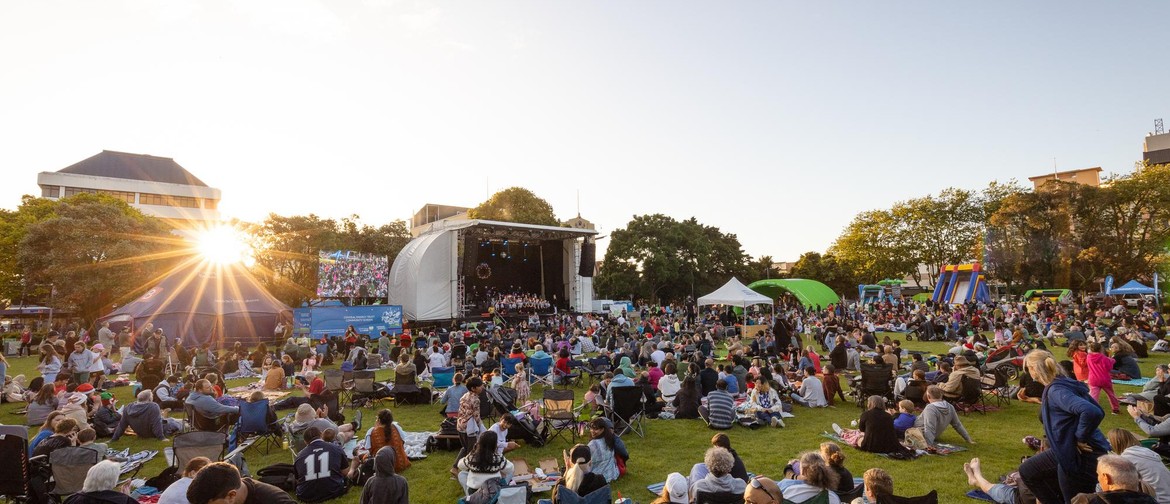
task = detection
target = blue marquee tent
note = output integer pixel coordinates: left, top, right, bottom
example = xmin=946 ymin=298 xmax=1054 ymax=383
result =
xmin=1109 ymin=280 xmax=1157 ymax=295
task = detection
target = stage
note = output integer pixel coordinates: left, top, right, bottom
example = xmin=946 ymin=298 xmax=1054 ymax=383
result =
xmin=389 ymin=219 xmax=597 ymax=322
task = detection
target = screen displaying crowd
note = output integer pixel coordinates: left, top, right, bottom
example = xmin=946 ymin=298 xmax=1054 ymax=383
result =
xmin=317 ymin=250 xmax=389 ymax=298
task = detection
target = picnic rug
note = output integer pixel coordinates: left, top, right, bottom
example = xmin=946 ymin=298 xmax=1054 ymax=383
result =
xmin=819 ymin=432 xmax=968 ymax=456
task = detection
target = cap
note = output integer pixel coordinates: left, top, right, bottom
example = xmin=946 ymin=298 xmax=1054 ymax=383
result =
xmin=91 ymin=343 xmax=104 ymax=351
xmin=76 ymin=383 xmax=95 ymax=393
xmin=100 ymin=392 xmax=113 ymax=401
xmin=665 ymin=472 xmax=688 ymax=503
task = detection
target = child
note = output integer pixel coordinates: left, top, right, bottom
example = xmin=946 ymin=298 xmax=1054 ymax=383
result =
xmin=511 ymin=363 xmax=530 ymax=405
xmin=892 ymin=399 xmax=916 ymax=439
xmin=489 ymin=369 xmax=504 ymax=387
xmin=1086 ymin=341 xmax=1120 ymax=414
xmin=583 ymin=384 xmax=603 ymax=413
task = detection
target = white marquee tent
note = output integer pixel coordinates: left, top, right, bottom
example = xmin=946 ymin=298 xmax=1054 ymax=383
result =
xmin=697 ymin=277 xmax=774 ymax=307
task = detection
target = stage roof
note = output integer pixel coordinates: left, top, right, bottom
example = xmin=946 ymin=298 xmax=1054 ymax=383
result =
xmin=423 ymin=219 xmax=597 ymax=241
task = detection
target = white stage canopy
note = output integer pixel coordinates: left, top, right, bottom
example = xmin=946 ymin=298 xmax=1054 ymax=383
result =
xmin=697 ymin=277 xmax=774 ymax=307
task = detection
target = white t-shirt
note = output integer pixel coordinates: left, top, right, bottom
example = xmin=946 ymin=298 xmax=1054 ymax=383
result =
xmin=429 ymin=351 xmax=447 ymax=370
xmin=487 ymin=423 xmax=509 ymax=455
xmin=158 ymin=477 xmax=193 ymax=504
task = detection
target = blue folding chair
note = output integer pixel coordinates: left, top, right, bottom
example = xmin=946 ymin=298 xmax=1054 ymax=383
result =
xmin=431 ymin=366 xmax=455 ymax=404
xmin=500 ymin=357 xmax=524 ymax=380
xmin=237 ymin=399 xmax=282 ymax=454
xmin=529 ymin=357 xmax=554 ymax=387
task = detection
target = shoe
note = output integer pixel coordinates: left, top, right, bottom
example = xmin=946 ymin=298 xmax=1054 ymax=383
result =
xmin=771 ymin=417 xmax=780 ymax=428
xmin=775 ymin=417 xmax=785 ymax=428
xmin=832 ymin=422 xmax=843 ymax=436
xmin=354 ymin=409 xmax=363 ymax=431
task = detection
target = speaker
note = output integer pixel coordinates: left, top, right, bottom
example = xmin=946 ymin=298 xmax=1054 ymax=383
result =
xmin=578 ymin=241 xmax=596 ymax=277
xmin=463 ymin=240 xmax=478 ymax=271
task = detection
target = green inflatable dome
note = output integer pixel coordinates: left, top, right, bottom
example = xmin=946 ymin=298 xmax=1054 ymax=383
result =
xmin=747 ymin=279 xmax=840 ymax=309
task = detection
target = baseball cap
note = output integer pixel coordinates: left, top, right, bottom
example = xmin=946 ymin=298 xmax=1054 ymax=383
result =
xmin=665 ymin=472 xmax=688 ymax=503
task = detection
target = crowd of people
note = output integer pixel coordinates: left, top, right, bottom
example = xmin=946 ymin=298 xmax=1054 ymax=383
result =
xmin=316 ymin=252 xmax=389 ymax=299
xmin=3 ymin=291 xmax=1169 ymax=504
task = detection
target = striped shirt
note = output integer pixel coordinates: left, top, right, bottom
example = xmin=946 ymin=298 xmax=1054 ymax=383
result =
xmin=706 ymin=390 xmax=736 ymax=429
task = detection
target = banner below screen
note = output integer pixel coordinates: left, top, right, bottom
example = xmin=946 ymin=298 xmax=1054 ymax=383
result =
xmin=293 ymin=305 xmax=403 ymax=338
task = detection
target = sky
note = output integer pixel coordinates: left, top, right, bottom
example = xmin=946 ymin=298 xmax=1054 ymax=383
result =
xmin=2 ymin=1 xmax=1168 ymax=262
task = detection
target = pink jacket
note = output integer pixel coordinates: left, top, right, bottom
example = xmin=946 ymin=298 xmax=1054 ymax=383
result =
xmin=1085 ymin=352 xmax=1115 ymax=388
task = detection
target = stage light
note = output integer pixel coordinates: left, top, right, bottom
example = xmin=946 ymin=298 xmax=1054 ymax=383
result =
xmin=195 ymin=225 xmax=253 ymax=266
xmin=503 ymin=240 xmax=508 ymax=245
xmin=492 ymin=253 xmax=497 ymax=257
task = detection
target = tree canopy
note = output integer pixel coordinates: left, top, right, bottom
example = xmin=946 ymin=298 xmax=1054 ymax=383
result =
xmin=594 ymin=214 xmax=749 ymax=302
xmin=467 ymin=187 xmax=560 ymax=226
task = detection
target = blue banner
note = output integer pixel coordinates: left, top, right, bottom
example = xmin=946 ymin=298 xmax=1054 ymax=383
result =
xmin=295 ymin=305 xmax=403 ymax=338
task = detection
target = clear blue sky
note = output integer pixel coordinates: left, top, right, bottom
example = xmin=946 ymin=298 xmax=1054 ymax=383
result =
xmin=1 ymin=1 xmax=1166 ymax=261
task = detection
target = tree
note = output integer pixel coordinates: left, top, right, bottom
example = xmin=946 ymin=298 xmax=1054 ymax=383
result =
xmin=828 ymin=209 xmax=916 ymax=287
xmin=747 ymin=255 xmax=779 ymax=281
xmin=467 ymin=187 xmax=560 ymax=226
xmin=0 ymin=195 xmax=60 ymax=305
xmin=17 ymin=193 xmax=180 ymax=322
xmin=594 ymin=214 xmax=749 ymax=303
xmin=788 ymin=251 xmax=853 ymax=295
xmin=248 ymin=213 xmax=411 ymax=307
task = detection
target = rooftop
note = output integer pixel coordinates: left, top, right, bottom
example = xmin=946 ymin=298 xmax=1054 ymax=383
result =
xmin=57 ymin=150 xmax=209 ymax=187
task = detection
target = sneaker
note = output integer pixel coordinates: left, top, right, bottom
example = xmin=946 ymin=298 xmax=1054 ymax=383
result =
xmin=354 ymin=409 xmax=363 ymax=431
xmin=775 ymin=417 xmax=785 ymax=428
xmin=771 ymin=417 xmax=780 ymax=428
xmin=832 ymin=422 xmax=843 ymax=436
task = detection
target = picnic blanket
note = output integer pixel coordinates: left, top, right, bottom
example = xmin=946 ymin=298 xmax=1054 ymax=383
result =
xmin=110 ymin=449 xmax=158 ymax=475
xmin=402 ymin=430 xmax=436 ymax=460
xmin=967 ymin=490 xmax=995 ymax=501
xmin=226 ymin=385 xmax=290 ymax=401
xmin=819 ymin=432 xmax=967 ymax=456
xmin=1114 ymin=377 xmax=1151 ymax=387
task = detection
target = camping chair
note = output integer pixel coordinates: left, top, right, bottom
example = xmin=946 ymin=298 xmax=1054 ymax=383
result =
xmin=501 ymin=357 xmax=524 ymax=380
xmin=606 ymin=386 xmax=646 ymax=438
xmin=121 ymin=354 xmax=142 ymax=374
xmin=287 ymin=418 xmax=309 ymax=454
xmin=237 ymin=399 xmax=282 ymax=454
xmin=586 ymin=357 xmax=610 ymax=383
xmin=172 ymin=431 xmax=227 ymax=472
xmin=838 ymin=484 xmax=865 ymax=502
xmin=48 ymin=447 xmax=100 ymax=503
xmin=877 ymin=490 xmax=939 ymax=504
xmin=323 ymin=369 xmax=345 ymax=404
xmin=351 ymin=370 xmax=385 ymax=408
xmin=185 ymin=404 xmax=231 ymax=433
xmin=555 ymin=363 xmax=582 ymax=389
xmin=391 ymin=368 xmax=421 ymax=406
xmin=0 ymin=426 xmax=33 ymax=503
xmin=695 ymin=490 xmax=746 ymax=504
xmin=852 ymin=363 xmax=894 ymax=407
xmin=952 ymin=375 xmax=985 ymax=414
xmin=430 ymin=366 xmax=455 ymax=404
xmin=981 ymin=367 xmax=1011 ymax=407
xmin=541 ymin=389 xmax=578 ymax=444
xmin=529 ymin=357 xmax=555 ymax=388
xmin=366 ymin=353 xmax=383 ymax=369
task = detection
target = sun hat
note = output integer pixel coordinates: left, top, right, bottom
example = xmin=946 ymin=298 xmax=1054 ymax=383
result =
xmin=665 ymin=472 xmax=688 ymax=503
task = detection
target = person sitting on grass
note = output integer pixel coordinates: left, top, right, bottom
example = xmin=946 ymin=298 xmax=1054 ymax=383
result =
xmin=962 ymin=457 xmax=1028 ymax=504
xmin=820 ymin=442 xmax=855 ymax=494
xmin=29 ymin=411 xmax=65 ymax=456
xmin=907 ymin=385 xmax=974 ymax=451
xmin=650 ymin=472 xmax=689 ymax=504
xmin=1071 ymin=454 xmax=1158 ymax=504
xmin=33 ymin=417 xmax=79 ymax=458
xmin=747 ymin=378 xmax=785 ymax=428
xmin=673 ymin=375 xmax=701 ymax=420
xmin=550 ymin=443 xmax=608 ymax=503
xmin=699 ymin=378 xmax=736 ymax=430
xmin=822 ymin=364 xmax=847 ymax=406
xmin=75 ymin=428 xmax=108 ymax=460
xmin=743 ymin=476 xmax=783 ymax=504
xmin=359 ymin=446 xmax=409 ymax=504
xmin=457 ymin=430 xmax=514 ymax=491
xmin=851 ymin=468 xmax=892 ymax=504
xmin=186 ymin=461 xmax=297 ymax=504
xmin=892 ymin=400 xmax=916 ymax=440
xmin=689 ymin=447 xmax=747 ymax=500
xmin=587 ymin=417 xmax=627 ymax=483
xmin=112 ymin=390 xmax=181 ymax=441
xmin=791 ymin=366 xmax=827 ymax=408
xmin=688 ymin=433 xmax=750 ymax=484
xmin=1105 ymin=428 xmax=1170 ymax=502
xmin=158 ymin=457 xmax=211 ymax=504
xmin=781 ymin=452 xmax=841 ymax=504
xmin=294 ymin=427 xmax=349 ymax=503
xmin=833 ymin=395 xmax=910 ymax=457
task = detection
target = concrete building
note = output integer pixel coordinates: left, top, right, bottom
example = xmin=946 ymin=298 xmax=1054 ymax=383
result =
xmin=1027 ymin=167 xmax=1103 ymax=191
xmin=563 ymin=214 xmax=595 ymax=230
xmin=1144 ymin=131 xmax=1170 ymax=165
xmin=410 ymin=203 xmax=470 ymax=237
xmin=772 ymin=261 xmax=797 ymax=276
xmin=37 ymin=150 xmax=221 ymax=225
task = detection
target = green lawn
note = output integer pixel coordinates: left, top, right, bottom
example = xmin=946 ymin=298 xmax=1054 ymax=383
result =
xmin=3 ymin=337 xmax=1163 ymax=503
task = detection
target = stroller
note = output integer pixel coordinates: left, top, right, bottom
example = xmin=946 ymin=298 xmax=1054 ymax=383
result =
xmin=980 ymin=344 xmax=1026 ymax=381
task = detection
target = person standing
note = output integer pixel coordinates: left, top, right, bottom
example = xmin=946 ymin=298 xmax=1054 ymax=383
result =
xmin=97 ymin=322 xmax=115 ymax=359
xmin=1019 ymin=350 xmax=1110 ymax=504
xmin=452 ymin=377 xmax=485 ymax=475
xmin=1087 ymin=342 xmax=1120 ymax=414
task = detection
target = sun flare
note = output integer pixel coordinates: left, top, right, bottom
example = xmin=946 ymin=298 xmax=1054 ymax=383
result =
xmin=195 ymin=225 xmax=254 ymax=266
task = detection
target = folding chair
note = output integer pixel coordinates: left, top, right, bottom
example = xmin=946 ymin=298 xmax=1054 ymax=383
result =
xmin=237 ymin=399 xmax=282 ymax=454
xmin=341 ymin=370 xmax=355 ymax=404
xmin=529 ymin=357 xmax=554 ymax=388
xmin=586 ymin=357 xmax=610 ymax=383
xmin=982 ymin=367 xmax=1011 ymax=407
xmin=501 ymin=357 xmax=524 ymax=380
xmin=391 ymin=368 xmax=421 ymax=406
xmin=552 ymin=484 xmax=611 ymax=504
xmin=351 ymin=370 xmax=385 ymax=407
xmin=606 ymin=386 xmax=646 ymax=438
xmin=323 ymin=369 xmax=345 ymax=404
xmin=48 ymin=447 xmax=101 ymax=503
xmin=852 ymin=363 xmax=894 ymax=407
xmin=172 ymin=431 xmax=227 ymax=471
xmin=542 ymin=388 xmax=578 ymax=444
xmin=694 ymin=490 xmax=745 ymax=504
xmin=0 ymin=426 xmax=33 ymax=504
xmin=882 ymin=490 xmax=939 ymax=504
xmin=430 ymin=366 xmax=455 ymax=404
xmin=952 ymin=375 xmax=985 ymax=415
xmin=185 ymin=404 xmax=231 ymax=433
xmin=555 ymin=364 xmax=582 ymax=389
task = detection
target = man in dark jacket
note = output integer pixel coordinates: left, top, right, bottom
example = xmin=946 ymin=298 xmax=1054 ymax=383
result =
xmin=359 ymin=446 xmax=408 ymax=504
xmin=1071 ymin=454 xmax=1157 ymax=504
xmin=699 ymin=359 xmax=719 ymax=397
xmin=91 ymin=393 xmax=121 ymax=438
xmin=111 ymin=390 xmax=180 ymax=441
xmin=187 ymin=462 xmax=296 ymax=504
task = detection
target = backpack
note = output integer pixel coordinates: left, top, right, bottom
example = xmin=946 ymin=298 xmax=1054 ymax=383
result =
xmin=144 ymin=466 xmax=181 ymax=492
xmin=256 ymin=463 xmax=297 ymax=492
xmin=440 ymin=417 xmax=459 ymax=436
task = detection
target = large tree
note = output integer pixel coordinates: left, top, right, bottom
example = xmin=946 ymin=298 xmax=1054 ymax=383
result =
xmin=17 ymin=193 xmax=180 ymax=322
xmin=467 ymin=187 xmax=560 ymax=226
xmin=828 ymin=209 xmax=916 ymax=287
xmin=0 ymin=195 xmax=60 ymax=306
xmin=594 ymin=214 xmax=749 ymax=303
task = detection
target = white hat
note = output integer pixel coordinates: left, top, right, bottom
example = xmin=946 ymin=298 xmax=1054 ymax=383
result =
xmin=665 ymin=472 xmax=688 ymax=503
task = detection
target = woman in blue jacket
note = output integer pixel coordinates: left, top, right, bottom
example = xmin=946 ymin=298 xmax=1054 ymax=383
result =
xmin=1018 ymin=350 xmax=1110 ymax=504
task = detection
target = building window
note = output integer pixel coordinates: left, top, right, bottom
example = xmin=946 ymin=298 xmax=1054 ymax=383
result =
xmin=62 ymin=186 xmax=97 ymax=197
xmin=97 ymin=190 xmax=136 ymax=204
xmin=40 ymin=186 xmax=58 ymax=198
xmin=138 ymin=193 xmax=198 ymax=208
xmin=203 ymin=199 xmax=218 ymax=210
xmin=139 ymin=193 xmax=164 ymax=205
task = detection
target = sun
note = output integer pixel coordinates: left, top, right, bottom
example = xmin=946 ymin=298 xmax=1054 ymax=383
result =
xmin=195 ymin=225 xmax=254 ymax=266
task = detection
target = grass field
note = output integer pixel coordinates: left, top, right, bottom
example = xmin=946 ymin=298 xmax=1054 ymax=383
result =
xmin=2 ymin=337 xmax=1162 ymax=504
